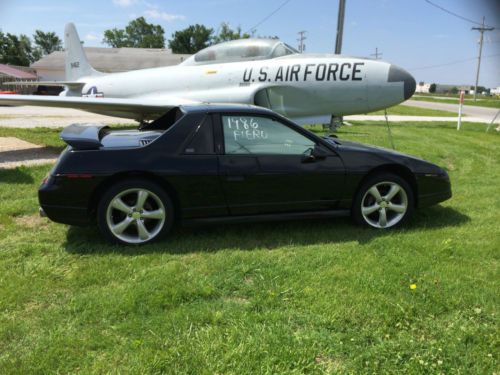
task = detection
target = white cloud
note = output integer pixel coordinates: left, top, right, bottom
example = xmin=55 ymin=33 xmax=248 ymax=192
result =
xmin=144 ymin=9 xmax=185 ymax=22
xmin=85 ymin=33 xmax=101 ymax=41
xmin=112 ymin=0 xmax=137 ymax=7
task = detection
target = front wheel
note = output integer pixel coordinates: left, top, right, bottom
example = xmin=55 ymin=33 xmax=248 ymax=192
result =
xmin=352 ymin=173 xmax=414 ymax=229
xmin=97 ymin=179 xmax=174 ymax=244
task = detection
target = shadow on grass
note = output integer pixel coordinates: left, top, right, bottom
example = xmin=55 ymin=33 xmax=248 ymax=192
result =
xmin=64 ymin=205 xmax=470 ymax=256
xmin=0 ymin=166 xmax=35 ymax=184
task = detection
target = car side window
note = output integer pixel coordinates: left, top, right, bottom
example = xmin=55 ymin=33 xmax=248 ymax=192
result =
xmin=184 ymin=116 xmax=214 ymax=154
xmin=222 ymin=115 xmax=315 ymax=155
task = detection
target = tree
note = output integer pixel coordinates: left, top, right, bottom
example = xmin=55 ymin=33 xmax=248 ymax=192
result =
xmin=212 ymin=22 xmax=250 ymax=44
xmin=0 ymin=31 xmax=36 ymax=66
xmin=33 ymin=30 xmax=62 ymax=56
xmin=168 ymin=24 xmax=214 ymax=54
xmin=429 ymin=83 xmax=436 ymax=93
xmin=450 ymin=86 xmax=458 ymax=94
xmin=103 ymin=17 xmax=165 ymax=48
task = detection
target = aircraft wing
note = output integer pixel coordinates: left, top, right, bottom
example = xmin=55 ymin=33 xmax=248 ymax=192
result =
xmin=0 ymin=94 xmax=200 ymax=122
xmin=4 ymin=81 xmax=86 ymax=90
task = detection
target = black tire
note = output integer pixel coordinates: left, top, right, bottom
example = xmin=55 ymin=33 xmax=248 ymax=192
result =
xmin=97 ymin=178 xmax=174 ymax=244
xmin=352 ymin=172 xmax=414 ymax=229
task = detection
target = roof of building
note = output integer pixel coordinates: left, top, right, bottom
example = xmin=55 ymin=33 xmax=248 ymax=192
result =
xmin=31 ymin=47 xmax=191 ymax=72
xmin=0 ymin=64 xmax=37 ymax=79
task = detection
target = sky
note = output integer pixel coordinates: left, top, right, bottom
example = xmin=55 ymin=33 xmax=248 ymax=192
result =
xmin=1 ymin=0 xmax=499 ymax=87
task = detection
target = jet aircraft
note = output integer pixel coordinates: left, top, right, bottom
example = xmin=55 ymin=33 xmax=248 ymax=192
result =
xmin=0 ymin=23 xmax=416 ymax=125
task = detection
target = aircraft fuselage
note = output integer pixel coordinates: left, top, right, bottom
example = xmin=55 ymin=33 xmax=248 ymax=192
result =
xmin=76 ymin=55 xmax=415 ymax=123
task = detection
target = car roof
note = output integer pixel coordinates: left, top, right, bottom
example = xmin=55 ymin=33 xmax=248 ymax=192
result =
xmin=179 ymin=103 xmax=277 ymax=116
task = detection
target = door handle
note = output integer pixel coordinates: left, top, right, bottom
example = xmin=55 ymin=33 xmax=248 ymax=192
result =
xmin=226 ymin=176 xmax=245 ymax=182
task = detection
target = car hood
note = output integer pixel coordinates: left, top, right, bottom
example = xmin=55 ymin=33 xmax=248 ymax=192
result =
xmin=325 ymin=137 xmax=446 ymax=174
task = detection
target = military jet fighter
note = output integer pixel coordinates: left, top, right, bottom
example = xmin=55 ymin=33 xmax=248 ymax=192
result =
xmin=0 ymin=23 xmax=416 ymax=125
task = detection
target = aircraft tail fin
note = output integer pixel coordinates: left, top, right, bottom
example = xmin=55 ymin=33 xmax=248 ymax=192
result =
xmin=64 ymin=23 xmax=103 ymax=81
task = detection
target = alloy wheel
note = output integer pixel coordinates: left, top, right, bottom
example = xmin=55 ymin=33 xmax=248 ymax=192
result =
xmin=106 ymin=188 xmax=166 ymax=244
xmin=361 ymin=181 xmax=408 ymax=228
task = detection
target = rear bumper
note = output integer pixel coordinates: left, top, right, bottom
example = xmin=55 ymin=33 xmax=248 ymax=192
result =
xmin=39 ymin=204 xmax=91 ymax=226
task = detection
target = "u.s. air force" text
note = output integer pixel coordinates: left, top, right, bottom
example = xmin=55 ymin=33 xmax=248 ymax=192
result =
xmin=242 ymin=62 xmax=365 ymax=83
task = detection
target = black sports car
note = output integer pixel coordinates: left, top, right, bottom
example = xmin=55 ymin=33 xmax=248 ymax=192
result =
xmin=39 ymin=104 xmax=451 ymax=245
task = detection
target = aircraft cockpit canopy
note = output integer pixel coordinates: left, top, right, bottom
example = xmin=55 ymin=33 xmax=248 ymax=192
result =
xmin=180 ymin=39 xmax=299 ymax=66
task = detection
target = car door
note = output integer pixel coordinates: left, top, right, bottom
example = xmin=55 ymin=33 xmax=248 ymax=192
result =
xmin=170 ymin=114 xmax=228 ymax=219
xmin=217 ymin=113 xmax=345 ymax=215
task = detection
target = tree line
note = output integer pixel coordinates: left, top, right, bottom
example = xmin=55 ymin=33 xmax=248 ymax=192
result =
xmin=0 ymin=30 xmax=62 ymax=66
xmin=0 ymin=17 xmax=254 ymax=67
xmin=103 ymin=17 xmax=251 ymax=53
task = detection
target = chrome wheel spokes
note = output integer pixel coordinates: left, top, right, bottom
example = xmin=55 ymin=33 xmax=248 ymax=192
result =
xmin=361 ymin=181 xmax=408 ymax=228
xmin=106 ymin=188 xmax=166 ymax=243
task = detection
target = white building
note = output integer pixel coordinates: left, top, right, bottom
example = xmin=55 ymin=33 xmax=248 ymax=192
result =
xmin=490 ymin=87 xmax=500 ymax=96
xmin=415 ymin=82 xmax=431 ymax=93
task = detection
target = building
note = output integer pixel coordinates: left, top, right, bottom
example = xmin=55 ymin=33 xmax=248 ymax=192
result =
xmin=416 ymin=82 xmax=431 ymax=93
xmin=490 ymin=87 xmax=500 ymax=96
xmin=31 ymin=47 xmax=192 ymax=81
xmin=0 ymin=64 xmax=38 ymax=94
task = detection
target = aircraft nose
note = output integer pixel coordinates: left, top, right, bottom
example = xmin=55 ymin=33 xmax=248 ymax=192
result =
xmin=387 ymin=65 xmax=416 ymax=100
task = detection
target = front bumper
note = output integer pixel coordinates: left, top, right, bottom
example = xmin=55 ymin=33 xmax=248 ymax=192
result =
xmin=416 ymin=172 xmax=452 ymax=208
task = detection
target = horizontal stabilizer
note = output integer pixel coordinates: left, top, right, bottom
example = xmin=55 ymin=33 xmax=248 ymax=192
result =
xmin=0 ymin=94 xmax=200 ymax=122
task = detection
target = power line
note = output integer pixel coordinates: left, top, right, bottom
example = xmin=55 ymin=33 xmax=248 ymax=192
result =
xmin=423 ymin=0 xmax=497 ymax=28
xmin=246 ymin=0 xmax=293 ymax=34
xmin=408 ymin=53 xmax=500 ymax=71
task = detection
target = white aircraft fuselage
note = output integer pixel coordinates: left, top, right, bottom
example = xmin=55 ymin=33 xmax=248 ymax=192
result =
xmin=0 ymin=24 xmax=416 ymax=124
xmin=77 ymin=55 xmax=414 ymax=123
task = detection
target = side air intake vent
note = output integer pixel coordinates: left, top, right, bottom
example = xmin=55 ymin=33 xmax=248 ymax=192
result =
xmin=139 ymin=139 xmax=153 ymax=146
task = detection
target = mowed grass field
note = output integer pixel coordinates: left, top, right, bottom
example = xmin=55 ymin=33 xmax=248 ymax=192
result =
xmin=0 ymin=121 xmax=498 ymax=374
xmin=366 ymin=104 xmax=457 ymax=117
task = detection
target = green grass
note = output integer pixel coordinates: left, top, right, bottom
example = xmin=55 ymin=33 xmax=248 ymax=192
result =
xmin=0 ymin=121 xmax=498 ymax=374
xmin=366 ymin=104 xmax=457 ymax=117
xmin=413 ymin=94 xmax=500 ymax=109
xmin=0 ymin=127 xmax=65 ymax=152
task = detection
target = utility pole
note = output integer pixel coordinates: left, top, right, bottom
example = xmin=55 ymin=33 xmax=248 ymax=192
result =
xmin=297 ymin=31 xmax=307 ymax=53
xmin=334 ymin=0 xmax=346 ymax=54
xmin=330 ymin=0 xmax=347 ymax=132
xmin=370 ymin=47 xmax=382 ymax=60
xmin=472 ymin=17 xmax=494 ymax=101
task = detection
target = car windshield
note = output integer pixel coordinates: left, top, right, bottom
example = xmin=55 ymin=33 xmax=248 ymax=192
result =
xmin=180 ymin=39 xmax=298 ymax=66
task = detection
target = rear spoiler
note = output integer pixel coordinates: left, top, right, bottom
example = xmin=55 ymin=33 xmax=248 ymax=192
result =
xmin=60 ymin=124 xmax=109 ymax=150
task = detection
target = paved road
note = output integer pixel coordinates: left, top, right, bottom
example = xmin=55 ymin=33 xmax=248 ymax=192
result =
xmin=404 ymin=99 xmax=500 ymax=123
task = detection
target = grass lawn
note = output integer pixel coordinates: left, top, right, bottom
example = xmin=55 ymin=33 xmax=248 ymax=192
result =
xmin=412 ymin=94 xmax=500 ymax=109
xmin=0 ymin=121 xmax=498 ymax=374
xmin=366 ymin=104 xmax=457 ymax=117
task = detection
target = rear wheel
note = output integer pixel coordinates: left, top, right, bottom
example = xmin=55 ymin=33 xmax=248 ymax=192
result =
xmin=97 ymin=179 xmax=174 ymax=244
xmin=352 ymin=173 xmax=414 ymax=229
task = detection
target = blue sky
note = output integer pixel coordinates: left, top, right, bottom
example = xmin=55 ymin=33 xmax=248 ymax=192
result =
xmin=1 ymin=0 xmax=499 ymax=87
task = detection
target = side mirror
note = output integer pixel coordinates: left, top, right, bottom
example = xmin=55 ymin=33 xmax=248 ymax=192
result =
xmin=301 ymin=147 xmax=316 ymax=163
xmin=312 ymin=144 xmax=329 ymax=160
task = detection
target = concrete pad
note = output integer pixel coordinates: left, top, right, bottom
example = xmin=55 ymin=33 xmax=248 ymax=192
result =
xmin=0 ymin=105 xmax=136 ymax=128
xmin=0 ymin=137 xmax=59 ymax=169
